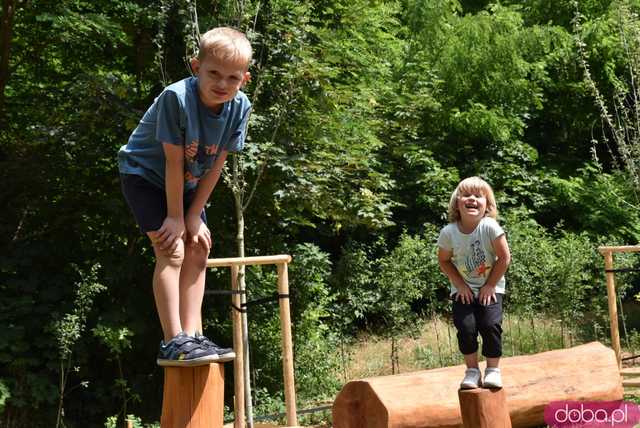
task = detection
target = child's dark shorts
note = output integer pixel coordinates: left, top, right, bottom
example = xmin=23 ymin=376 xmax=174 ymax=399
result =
xmin=452 ymin=293 xmax=503 ymax=358
xmin=120 ymin=173 xmax=207 ymax=233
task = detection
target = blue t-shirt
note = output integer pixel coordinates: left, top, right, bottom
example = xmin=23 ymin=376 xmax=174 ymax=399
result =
xmin=118 ymin=76 xmax=251 ymax=191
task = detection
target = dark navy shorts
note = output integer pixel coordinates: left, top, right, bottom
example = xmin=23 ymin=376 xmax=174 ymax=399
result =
xmin=120 ymin=173 xmax=207 ymax=233
xmin=452 ymin=293 xmax=503 ymax=358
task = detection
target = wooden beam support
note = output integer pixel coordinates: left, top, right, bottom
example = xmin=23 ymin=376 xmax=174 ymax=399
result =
xmin=207 ymin=255 xmax=292 ymax=268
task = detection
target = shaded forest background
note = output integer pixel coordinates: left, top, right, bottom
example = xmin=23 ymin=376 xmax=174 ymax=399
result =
xmin=2 ymin=0 xmax=640 ymax=426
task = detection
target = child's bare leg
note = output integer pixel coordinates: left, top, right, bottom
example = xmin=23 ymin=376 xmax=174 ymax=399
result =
xmin=463 ymin=352 xmax=479 ymax=368
xmin=179 ymin=242 xmax=208 ymax=335
xmin=150 ymin=233 xmax=184 ymax=342
xmin=486 ymin=357 xmax=500 ymax=368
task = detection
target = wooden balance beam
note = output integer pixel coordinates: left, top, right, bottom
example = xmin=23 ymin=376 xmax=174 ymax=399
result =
xmin=332 ymin=342 xmax=622 ymax=428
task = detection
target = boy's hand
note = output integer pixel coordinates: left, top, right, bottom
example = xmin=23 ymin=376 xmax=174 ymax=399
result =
xmin=156 ymin=216 xmax=185 ymax=253
xmin=186 ymin=214 xmax=211 ymax=254
xmin=454 ymin=284 xmax=474 ymax=304
xmin=478 ymin=285 xmax=497 ymax=306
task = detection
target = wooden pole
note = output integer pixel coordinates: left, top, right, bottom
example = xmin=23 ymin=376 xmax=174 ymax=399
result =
xmin=603 ymin=250 xmax=622 ymax=368
xmin=160 ymin=364 xmax=225 ymax=428
xmin=598 ymin=245 xmax=640 ymax=254
xmin=458 ymin=388 xmax=512 ymax=428
xmin=231 ymin=265 xmax=245 ymax=428
xmin=207 ymin=255 xmax=292 ymax=268
xmin=277 ymin=262 xmax=297 ymax=426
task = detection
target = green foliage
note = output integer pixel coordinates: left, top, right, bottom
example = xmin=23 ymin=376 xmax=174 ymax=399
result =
xmin=54 ymin=264 xmax=106 ymax=360
xmin=246 ymin=243 xmax=340 ymax=404
xmin=0 ymin=380 xmax=9 ymax=414
xmin=503 ymin=208 xmax=602 ymax=327
xmin=537 ymin=165 xmax=640 ymax=241
xmin=2 ymin=0 xmax=640 ymax=425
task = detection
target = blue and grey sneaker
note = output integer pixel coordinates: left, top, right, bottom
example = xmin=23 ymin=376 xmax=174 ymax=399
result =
xmin=157 ymin=332 xmax=221 ymax=367
xmin=194 ymin=333 xmax=236 ymax=363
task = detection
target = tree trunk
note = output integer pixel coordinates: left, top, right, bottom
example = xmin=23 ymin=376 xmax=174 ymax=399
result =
xmin=0 ymin=0 xmax=16 ymax=117
xmin=232 ymin=153 xmax=254 ymax=428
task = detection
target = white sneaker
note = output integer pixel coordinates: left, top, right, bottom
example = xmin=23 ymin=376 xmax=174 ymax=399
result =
xmin=460 ymin=368 xmax=482 ymax=389
xmin=483 ymin=367 xmax=502 ymax=388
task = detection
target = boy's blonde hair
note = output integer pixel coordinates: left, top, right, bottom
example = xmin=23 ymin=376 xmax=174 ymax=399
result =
xmin=447 ymin=176 xmax=498 ymax=223
xmin=198 ymin=27 xmax=252 ymax=67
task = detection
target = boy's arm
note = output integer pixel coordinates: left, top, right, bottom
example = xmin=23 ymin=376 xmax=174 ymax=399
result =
xmin=438 ymin=247 xmax=473 ymax=304
xmin=154 ymin=143 xmax=185 ymax=251
xmin=478 ymin=234 xmax=511 ymax=305
xmin=184 ymin=150 xmax=229 ymax=249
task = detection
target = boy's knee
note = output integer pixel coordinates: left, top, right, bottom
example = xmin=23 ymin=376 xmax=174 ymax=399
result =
xmin=152 ymin=238 xmax=185 ymax=267
xmin=185 ymin=243 xmax=209 ymax=270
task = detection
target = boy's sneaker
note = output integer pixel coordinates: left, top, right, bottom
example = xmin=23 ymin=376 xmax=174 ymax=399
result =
xmin=194 ymin=333 xmax=236 ymax=363
xmin=460 ymin=368 xmax=482 ymax=389
xmin=483 ymin=367 xmax=502 ymax=388
xmin=157 ymin=332 xmax=221 ymax=367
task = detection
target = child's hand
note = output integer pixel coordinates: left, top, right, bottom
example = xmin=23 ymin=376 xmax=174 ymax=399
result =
xmin=478 ymin=285 xmax=497 ymax=306
xmin=185 ymin=215 xmax=211 ymax=254
xmin=155 ymin=216 xmax=185 ymax=253
xmin=454 ymin=285 xmax=474 ymax=304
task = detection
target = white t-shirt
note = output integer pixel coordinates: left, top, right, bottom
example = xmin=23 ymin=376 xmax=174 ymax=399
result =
xmin=437 ymin=217 xmax=506 ymax=296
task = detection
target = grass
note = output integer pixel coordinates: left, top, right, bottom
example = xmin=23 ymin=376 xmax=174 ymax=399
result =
xmin=342 ymin=313 xmax=582 ymax=380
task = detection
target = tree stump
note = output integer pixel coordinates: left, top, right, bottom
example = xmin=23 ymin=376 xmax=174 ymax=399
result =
xmin=161 ymin=364 xmax=225 ymax=428
xmin=458 ymin=388 xmax=511 ymax=428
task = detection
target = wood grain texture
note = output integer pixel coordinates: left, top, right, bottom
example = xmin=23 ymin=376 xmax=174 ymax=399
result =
xmin=458 ymin=388 xmax=511 ymax=428
xmin=161 ymin=364 xmax=225 ymax=428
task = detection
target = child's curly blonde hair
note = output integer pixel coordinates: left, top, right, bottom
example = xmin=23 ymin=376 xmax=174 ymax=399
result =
xmin=447 ymin=176 xmax=498 ymax=223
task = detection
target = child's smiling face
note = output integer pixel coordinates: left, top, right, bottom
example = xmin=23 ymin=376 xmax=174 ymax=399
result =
xmin=190 ymin=55 xmax=250 ymax=113
xmin=457 ymin=189 xmax=487 ymax=223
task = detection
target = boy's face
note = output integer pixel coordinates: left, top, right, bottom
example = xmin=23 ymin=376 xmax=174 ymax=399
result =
xmin=191 ymin=55 xmax=250 ymax=112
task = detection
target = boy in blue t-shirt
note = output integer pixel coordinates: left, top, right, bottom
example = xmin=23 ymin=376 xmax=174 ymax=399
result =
xmin=118 ymin=27 xmax=252 ymax=366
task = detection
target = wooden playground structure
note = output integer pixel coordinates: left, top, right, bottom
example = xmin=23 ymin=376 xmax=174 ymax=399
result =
xmin=155 ymin=245 xmax=640 ymax=428
xmin=160 ymin=254 xmax=298 ymax=428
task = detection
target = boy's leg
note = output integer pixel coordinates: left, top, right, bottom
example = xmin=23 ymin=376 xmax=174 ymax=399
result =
xmin=120 ymin=174 xmax=185 ymax=343
xmin=477 ymin=294 xmax=503 ymax=367
xmin=179 ymin=241 xmax=208 ymax=335
xmin=150 ymin=236 xmax=185 ymax=342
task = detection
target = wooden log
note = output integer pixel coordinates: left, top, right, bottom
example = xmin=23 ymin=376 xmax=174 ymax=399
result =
xmin=458 ymin=388 xmax=511 ymax=428
xmin=161 ymin=364 xmax=225 ymax=428
xmin=332 ymin=342 xmax=622 ymax=428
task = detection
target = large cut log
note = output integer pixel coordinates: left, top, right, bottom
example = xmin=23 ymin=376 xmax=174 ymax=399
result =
xmin=332 ymin=342 xmax=622 ymax=428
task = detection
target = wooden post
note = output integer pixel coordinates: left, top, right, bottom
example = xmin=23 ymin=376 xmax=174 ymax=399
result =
xmin=160 ymin=364 xmax=225 ymax=428
xmin=277 ymin=262 xmax=297 ymax=426
xmin=231 ymin=264 xmax=245 ymax=428
xmin=458 ymin=388 xmax=512 ymax=428
xmin=598 ymin=245 xmax=640 ymax=369
xmin=603 ymin=250 xmax=622 ymax=368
